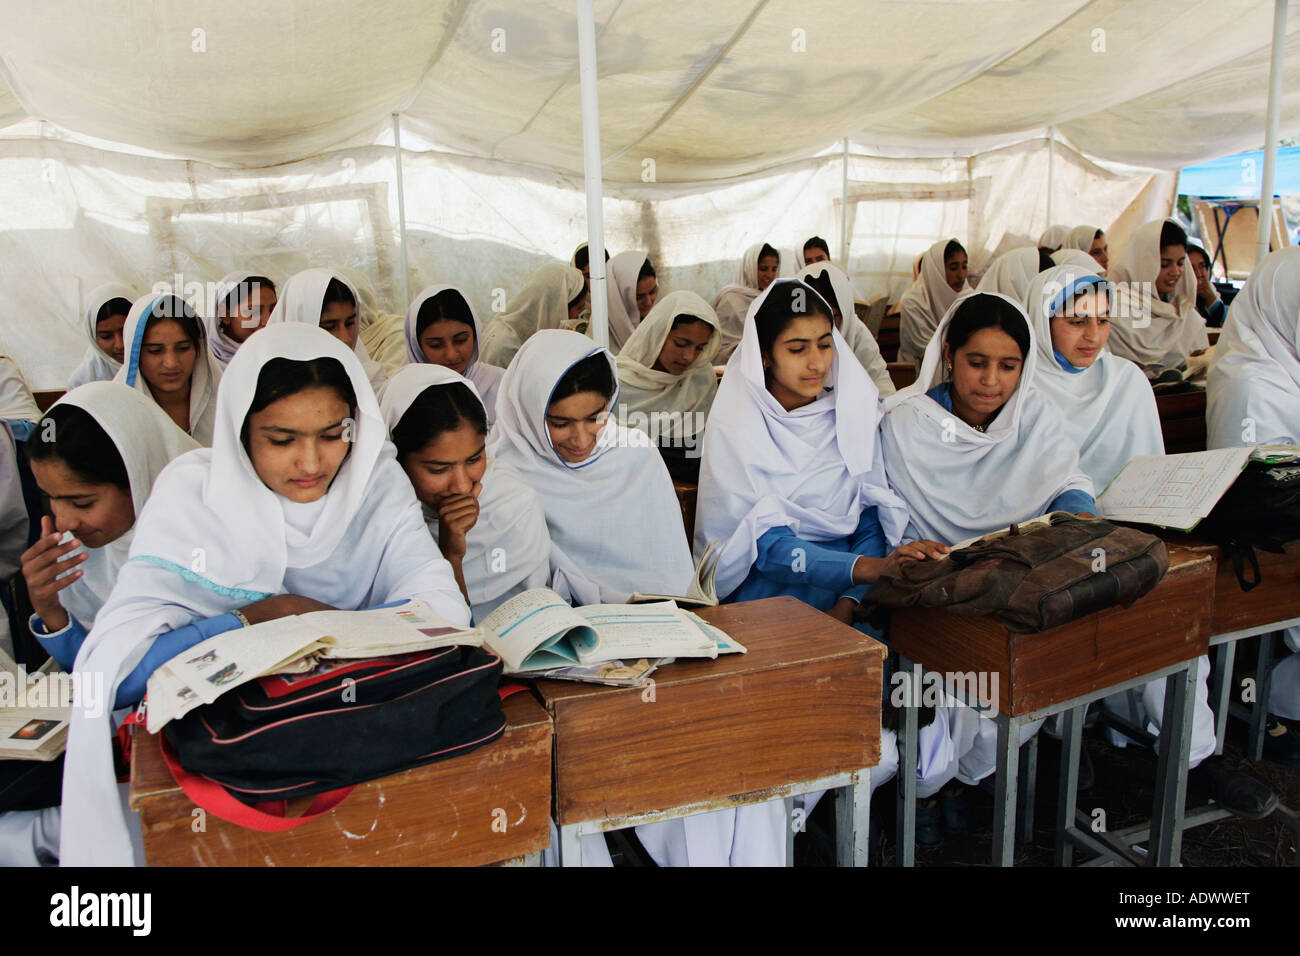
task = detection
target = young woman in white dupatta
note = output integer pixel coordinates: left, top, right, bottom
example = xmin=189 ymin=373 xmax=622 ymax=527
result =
xmin=795 ymin=261 xmax=895 ymax=397
xmin=60 ymin=323 xmax=470 ymax=866
xmin=268 ymin=268 xmax=391 ymax=401
xmin=204 ymin=272 xmax=277 ymax=368
xmin=1038 ymin=224 xmax=1070 ymax=252
xmin=478 ymin=263 xmax=588 ymax=370
xmin=712 ymin=242 xmax=784 ymax=362
xmin=113 ymin=293 xmax=221 ymax=445
xmin=614 ymin=290 xmax=720 ymax=483
xmin=605 ymin=251 xmax=659 ymax=354
xmin=896 ymin=238 xmax=971 ymax=364
xmin=403 ymin=285 xmax=506 ymax=424
xmin=977 ymin=247 xmax=1044 ymax=306
xmin=0 ymin=383 xmax=197 ymax=867
xmin=800 ymin=236 xmax=831 ymax=267
xmin=1207 ymin=247 xmax=1300 ymax=763
xmin=381 ymin=364 xmax=551 ymax=621
xmin=1106 ymin=219 xmax=1209 ymax=370
xmin=1063 ymin=224 xmax=1109 ymax=274
xmin=66 ymin=284 xmax=133 ymax=390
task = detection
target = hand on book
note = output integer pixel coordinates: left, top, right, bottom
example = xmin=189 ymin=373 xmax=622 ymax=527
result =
xmin=852 ymin=540 xmax=950 ymax=586
xmin=239 ymin=594 xmax=337 ymax=626
xmin=20 ymin=516 xmax=86 ymax=632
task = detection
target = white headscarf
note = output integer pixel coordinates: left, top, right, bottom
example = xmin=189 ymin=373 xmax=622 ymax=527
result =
xmin=1106 ymin=219 xmax=1208 ymax=368
xmin=67 ymin=283 xmax=134 ymax=389
xmin=267 ymin=268 xmax=390 ymax=401
xmin=605 ymin=250 xmax=651 ymax=354
xmin=204 ymin=271 xmax=273 ymax=368
xmin=46 ymin=382 xmax=199 ymax=630
xmin=1039 ymin=224 xmax=1070 ymax=251
xmin=380 ymin=364 xmax=553 ymax=620
xmin=1052 ymin=248 xmax=1100 ymax=270
xmin=1064 ymin=225 xmax=1101 ymax=253
xmin=113 ymin=293 xmax=222 ymax=446
xmin=614 ymin=289 xmax=720 ymax=443
xmin=977 ymin=247 xmax=1041 ymax=305
xmin=61 ymin=323 xmax=468 ymax=867
xmin=1207 ymin=247 xmax=1300 ymax=448
xmin=880 ymin=291 xmax=1094 ymax=545
xmin=1026 ymin=265 xmax=1164 ymax=490
xmin=478 ymin=263 xmax=586 ymax=370
xmin=897 ymin=238 xmax=971 ymax=363
xmin=404 ymin=284 xmax=506 ymax=422
xmin=696 ymin=279 xmax=910 ymax=599
xmin=796 ymin=261 xmax=895 ymax=397
xmin=713 ymin=242 xmax=788 ymax=361
xmin=487 ymin=329 xmax=694 ymax=604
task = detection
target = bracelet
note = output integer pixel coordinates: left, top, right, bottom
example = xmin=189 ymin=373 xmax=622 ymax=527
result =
xmin=231 ymin=608 xmax=252 ymax=628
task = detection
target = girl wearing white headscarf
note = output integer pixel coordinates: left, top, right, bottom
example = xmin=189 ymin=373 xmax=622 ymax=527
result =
xmin=1064 ymin=224 xmax=1109 ymax=274
xmin=977 ymin=247 xmax=1042 ymax=306
xmin=1052 ymin=248 xmax=1100 ymax=270
xmin=712 ymin=242 xmax=785 ymax=362
xmin=60 ymin=323 xmax=469 ymax=866
xmin=67 ymin=283 xmax=134 ymax=390
xmin=268 ymin=268 xmax=391 ymax=401
xmin=1106 ymin=219 xmax=1208 ymax=369
xmin=796 ymin=262 xmax=895 ymax=397
xmin=381 ymin=364 xmax=552 ymax=621
xmin=404 ymin=285 xmax=506 ymax=423
xmin=1039 ymin=224 xmax=1070 ymax=251
xmin=204 ymin=272 xmax=277 ymax=368
xmin=897 ymin=238 xmax=972 ymax=364
xmin=113 ymin=293 xmax=222 ymax=446
xmin=1207 ymin=247 xmax=1300 ymax=728
xmin=479 ymin=264 xmax=588 ymax=369
xmin=614 ymin=290 xmax=720 ymax=482
xmin=605 ymin=250 xmax=657 ymax=354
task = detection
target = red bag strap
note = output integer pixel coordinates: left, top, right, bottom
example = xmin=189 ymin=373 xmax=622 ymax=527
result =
xmin=158 ymin=734 xmax=354 ymax=832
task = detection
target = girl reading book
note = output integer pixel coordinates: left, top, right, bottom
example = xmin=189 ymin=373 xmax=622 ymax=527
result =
xmin=402 ymin=285 xmax=505 ymax=424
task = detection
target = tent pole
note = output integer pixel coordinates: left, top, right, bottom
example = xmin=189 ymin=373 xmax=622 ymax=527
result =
xmin=1046 ymin=126 xmax=1056 ymax=227
xmin=840 ymin=138 xmax=850 ymax=263
xmin=576 ymin=0 xmax=610 ymax=349
xmin=392 ymin=113 xmax=411 ymax=308
xmin=1257 ymin=0 xmax=1288 ymax=265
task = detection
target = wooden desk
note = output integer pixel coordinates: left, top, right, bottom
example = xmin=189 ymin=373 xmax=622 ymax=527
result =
xmin=672 ymin=481 xmax=698 ymax=545
xmin=890 ymin=543 xmax=1216 ymax=866
xmin=877 ymin=312 xmax=901 ymax=363
xmin=33 ymin=390 xmax=63 ymax=413
xmin=534 ymin=596 xmax=885 ymax=866
xmin=886 ymin=361 xmax=917 ymax=391
xmin=1155 ymin=388 xmax=1208 ymax=455
xmin=129 ymin=691 xmax=553 ymax=866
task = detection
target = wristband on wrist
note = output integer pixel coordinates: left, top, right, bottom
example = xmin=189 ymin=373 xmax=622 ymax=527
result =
xmin=231 ymin=608 xmax=252 ymax=628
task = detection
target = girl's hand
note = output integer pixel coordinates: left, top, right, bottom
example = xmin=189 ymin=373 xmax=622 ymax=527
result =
xmin=437 ymin=489 xmax=481 ymax=560
xmin=892 ymin=540 xmax=950 ymax=561
xmin=20 ymin=517 xmax=85 ymax=631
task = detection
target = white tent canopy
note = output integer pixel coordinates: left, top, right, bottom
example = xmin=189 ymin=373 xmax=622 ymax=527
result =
xmin=1 ymin=0 xmax=1297 ymax=386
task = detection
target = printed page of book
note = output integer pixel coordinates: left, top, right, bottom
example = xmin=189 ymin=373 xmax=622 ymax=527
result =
xmin=1097 ymin=447 xmax=1253 ymax=530
xmin=628 ymin=541 xmax=720 ymax=606
xmin=479 ymin=587 xmax=591 ymax=673
xmin=683 ymin=611 xmax=747 ymax=654
xmin=0 ymin=706 xmax=69 ymax=760
xmin=574 ymin=602 xmax=718 ymax=664
xmin=297 ymin=601 xmax=481 ymax=659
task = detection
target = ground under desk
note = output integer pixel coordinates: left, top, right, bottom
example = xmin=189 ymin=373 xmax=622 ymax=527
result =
xmin=532 ymin=595 xmax=886 ymax=867
xmin=129 ymin=691 xmax=552 ymax=866
xmin=889 ymin=543 xmax=1216 ymax=867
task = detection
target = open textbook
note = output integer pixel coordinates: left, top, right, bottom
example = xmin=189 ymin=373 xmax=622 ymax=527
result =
xmin=627 ymin=541 xmax=721 ymax=608
xmin=145 ymin=600 xmax=479 ymax=732
xmin=478 ymin=588 xmax=744 ymax=675
xmin=0 ymin=649 xmax=73 ymax=761
xmin=1096 ymin=446 xmax=1257 ymax=532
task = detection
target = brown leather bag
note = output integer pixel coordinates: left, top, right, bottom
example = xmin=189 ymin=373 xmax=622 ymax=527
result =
xmin=865 ymin=513 xmax=1169 ymax=633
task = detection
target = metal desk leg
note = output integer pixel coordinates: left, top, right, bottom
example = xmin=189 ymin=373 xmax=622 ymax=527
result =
xmin=896 ymin=656 xmax=919 ymax=867
xmin=991 ymin=713 xmax=1021 ymax=867
xmin=1249 ymin=632 xmax=1276 ymax=761
xmin=1150 ymin=662 xmax=1196 ymax=866
xmin=835 ymin=775 xmax=872 ymax=867
xmin=785 ymin=796 xmax=797 ymax=867
xmin=1055 ymin=704 xmax=1084 ymax=866
xmin=557 ymin=822 xmax=583 ymax=868
xmin=1018 ymin=733 xmax=1038 ymax=844
xmin=1211 ymin=641 xmax=1235 ymax=757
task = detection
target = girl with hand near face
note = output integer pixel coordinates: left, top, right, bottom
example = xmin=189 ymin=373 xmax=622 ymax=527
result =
xmin=114 ymin=294 xmax=222 ymax=445
xmin=60 ymin=323 xmax=469 ymax=867
xmin=897 ymin=237 xmax=971 ymax=364
xmin=67 ymin=285 xmax=134 ymax=390
xmin=712 ymin=241 xmax=785 ymax=362
xmin=382 ymin=364 xmax=551 ymax=620
xmin=403 ymin=285 xmax=505 ymax=424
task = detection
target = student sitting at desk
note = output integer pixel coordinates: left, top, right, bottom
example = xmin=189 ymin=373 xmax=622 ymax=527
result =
xmin=479 ymin=263 xmax=588 ymax=369
xmin=897 ymin=237 xmax=971 ymax=364
xmin=403 ymin=285 xmax=505 ymax=424
xmin=382 ymin=364 xmax=551 ymax=621
xmin=796 ymin=261 xmax=895 ymax=397
xmin=205 ymin=272 xmax=277 ymax=369
xmin=605 ymin=251 xmax=659 ymax=354
xmin=713 ymin=241 xmax=784 ymax=362
xmin=1062 ymin=225 xmax=1109 ymax=275
xmin=60 ymin=323 xmax=469 ymax=867
xmin=67 ymin=284 xmax=133 ymax=389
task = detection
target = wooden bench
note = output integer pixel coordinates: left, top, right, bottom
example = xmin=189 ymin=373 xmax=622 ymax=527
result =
xmin=877 ymin=311 xmax=901 ymax=363
xmin=535 ymin=596 xmax=885 ymax=866
xmin=33 ymin=390 xmax=64 ymax=413
xmin=129 ymin=690 xmax=553 ymax=866
xmin=886 ymin=361 xmax=917 ymax=391
xmin=1155 ymin=388 xmax=1208 ymax=454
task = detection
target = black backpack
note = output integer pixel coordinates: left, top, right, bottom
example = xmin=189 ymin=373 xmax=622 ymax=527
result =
xmin=1198 ymin=459 xmax=1300 ymax=590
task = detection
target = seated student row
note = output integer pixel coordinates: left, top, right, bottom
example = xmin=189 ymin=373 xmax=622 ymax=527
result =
xmin=10 ymin=243 xmax=1296 ymax=865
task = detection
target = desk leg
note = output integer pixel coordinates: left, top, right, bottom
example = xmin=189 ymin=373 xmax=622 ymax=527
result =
xmin=557 ymin=822 xmax=583 ymax=868
xmin=1054 ymin=704 xmax=1084 ymax=867
xmin=1150 ymin=662 xmax=1196 ymax=866
xmin=835 ymin=776 xmax=871 ymax=868
xmin=991 ymin=714 xmax=1020 ymax=867
xmin=1211 ymin=641 xmax=1235 ymax=757
xmin=1249 ymin=633 xmax=1276 ymax=762
xmin=1018 ymin=733 xmax=1038 ymax=844
xmin=785 ymin=796 xmax=797 ymax=867
xmin=896 ymin=656 xmax=919 ymax=868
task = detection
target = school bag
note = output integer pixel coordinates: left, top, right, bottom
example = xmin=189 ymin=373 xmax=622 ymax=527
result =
xmin=1196 ymin=458 xmax=1300 ymax=591
xmin=863 ymin=512 xmax=1169 ymax=633
xmin=158 ymin=645 xmax=507 ymax=828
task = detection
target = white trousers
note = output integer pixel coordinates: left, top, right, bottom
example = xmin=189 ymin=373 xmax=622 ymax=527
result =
xmin=1102 ymin=654 xmax=1217 ymax=768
